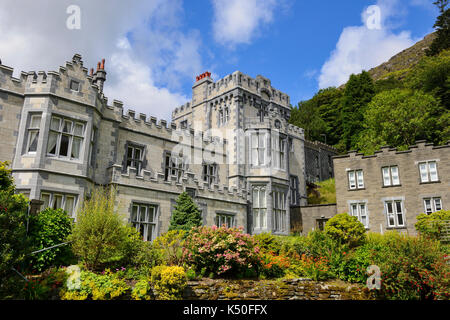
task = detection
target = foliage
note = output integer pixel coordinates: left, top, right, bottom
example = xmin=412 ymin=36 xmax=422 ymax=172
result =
xmin=253 ymin=233 xmax=282 ymax=255
xmin=131 ymin=278 xmax=153 ymax=300
xmin=415 ymin=210 xmax=450 ymax=241
xmin=150 ymin=265 xmax=186 ymax=300
xmin=22 ymin=267 xmax=67 ymax=300
xmin=69 ymin=187 xmax=144 ymax=270
xmin=324 ymin=213 xmax=366 ymax=248
xmin=340 ymin=71 xmax=376 ymax=151
xmin=168 ymin=192 xmax=202 ymax=232
xmin=182 ymin=226 xmax=262 ymax=278
xmin=356 ymin=89 xmax=445 ymax=154
xmin=426 ymin=1 xmax=450 ymax=56
xmin=307 ymin=178 xmax=336 ymax=205
xmin=152 ymin=230 xmax=186 ymax=266
xmin=26 ymin=208 xmax=75 ymax=273
xmin=289 ymin=99 xmax=328 ymax=142
xmin=259 ymin=252 xmax=290 ymax=279
xmin=60 ymin=268 xmax=130 ymax=300
xmin=0 ymin=161 xmax=31 ymax=299
xmin=336 ymin=244 xmax=376 ymax=283
xmin=368 ymin=232 xmax=449 ymax=300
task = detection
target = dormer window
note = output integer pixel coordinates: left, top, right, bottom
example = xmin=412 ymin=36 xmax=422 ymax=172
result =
xmin=70 ymin=80 xmax=80 ymax=92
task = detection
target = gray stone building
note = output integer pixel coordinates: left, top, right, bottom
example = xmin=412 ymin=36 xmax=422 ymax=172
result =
xmin=0 ymin=54 xmax=310 ymax=239
xmin=304 ymin=140 xmax=336 ymax=184
xmin=333 ymin=141 xmax=450 ymax=235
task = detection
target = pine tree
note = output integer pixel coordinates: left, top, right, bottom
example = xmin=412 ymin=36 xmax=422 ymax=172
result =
xmin=427 ymin=0 xmax=450 ymax=56
xmin=168 ymin=192 xmax=202 ymax=232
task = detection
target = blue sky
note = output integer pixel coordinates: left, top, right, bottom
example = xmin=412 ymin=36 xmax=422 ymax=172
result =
xmin=0 ymin=0 xmax=439 ymax=119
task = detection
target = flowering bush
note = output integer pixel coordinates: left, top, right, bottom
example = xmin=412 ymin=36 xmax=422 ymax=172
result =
xmin=295 ymin=254 xmax=331 ymax=281
xmin=60 ymin=268 xmax=130 ymax=300
xmin=260 ymin=252 xmax=290 ymax=278
xmin=152 ymin=230 xmax=186 ymax=266
xmin=182 ymin=226 xmax=262 ymax=278
xmin=151 ymin=265 xmax=186 ymax=300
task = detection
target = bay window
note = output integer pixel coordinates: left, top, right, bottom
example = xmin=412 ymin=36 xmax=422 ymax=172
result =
xmin=47 ymin=116 xmax=85 ymax=160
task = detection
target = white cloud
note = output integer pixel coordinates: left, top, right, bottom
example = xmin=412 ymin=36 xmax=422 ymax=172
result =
xmin=0 ymin=0 xmax=202 ymax=120
xmin=212 ymin=0 xmax=277 ymax=47
xmin=318 ymin=0 xmax=417 ymax=89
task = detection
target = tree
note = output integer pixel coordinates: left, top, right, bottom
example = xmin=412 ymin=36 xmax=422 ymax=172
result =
xmin=426 ymin=0 xmax=450 ymax=56
xmin=339 ymin=71 xmax=375 ymax=151
xmin=315 ymin=87 xmax=344 ymax=147
xmin=324 ymin=213 xmax=366 ymax=248
xmin=168 ymin=192 xmax=202 ymax=232
xmin=289 ymin=100 xmax=327 ymax=142
xmin=355 ymin=88 xmax=446 ymax=154
xmin=0 ymin=161 xmax=30 ymax=298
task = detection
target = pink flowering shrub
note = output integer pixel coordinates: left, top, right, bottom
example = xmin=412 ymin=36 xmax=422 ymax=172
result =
xmin=182 ymin=226 xmax=262 ymax=278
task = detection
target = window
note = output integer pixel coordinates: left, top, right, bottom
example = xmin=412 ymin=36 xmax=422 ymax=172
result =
xmin=89 ymin=127 xmax=97 ymax=166
xmin=219 ymin=107 xmax=230 ymax=125
xmin=382 ymin=166 xmax=400 ymax=186
xmin=316 ymin=219 xmax=328 ymax=231
xmin=27 ymin=114 xmax=41 ymax=153
xmin=419 ymin=161 xmax=439 ymax=183
xmin=250 ymin=131 xmax=267 ymax=166
xmin=125 ymin=144 xmax=144 ymax=175
xmin=131 ymin=204 xmax=158 ymax=241
xmin=289 ymin=175 xmax=299 ymax=205
xmin=40 ymin=192 xmax=77 ymax=217
xmin=424 ymin=197 xmax=442 ymax=214
xmin=348 ymin=170 xmax=364 ymax=190
xmin=288 ymin=137 xmax=294 ymax=152
xmin=202 ymin=163 xmax=217 ymax=186
xmin=180 ymin=120 xmax=188 ymax=129
xmin=215 ymin=214 xmax=235 ymax=228
xmin=272 ymin=136 xmax=286 ymax=169
xmin=252 ymin=186 xmax=267 ymax=229
xmin=70 ymin=80 xmax=80 ymax=91
xmin=273 ymin=191 xmax=287 ymax=232
xmin=47 ymin=116 xmax=85 ymax=160
xmin=164 ymin=153 xmax=185 ymax=182
xmin=385 ymin=200 xmax=405 ymax=228
xmin=350 ymin=202 xmax=369 ymax=228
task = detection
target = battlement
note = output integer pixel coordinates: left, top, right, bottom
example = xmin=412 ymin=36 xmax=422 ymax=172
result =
xmin=333 ymin=140 xmax=450 ymax=161
xmin=305 ymin=139 xmax=337 ymax=153
xmin=107 ymin=164 xmax=247 ymax=203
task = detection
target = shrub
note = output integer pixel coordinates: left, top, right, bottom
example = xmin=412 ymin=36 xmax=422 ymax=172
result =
xmin=415 ymin=210 xmax=450 ymax=241
xmin=182 ymin=226 xmax=262 ymax=278
xmin=69 ymin=187 xmax=144 ymax=270
xmin=131 ymin=278 xmax=153 ymax=300
xmin=151 ymin=265 xmax=186 ymax=300
xmin=152 ymin=230 xmax=186 ymax=266
xmin=260 ymin=252 xmax=290 ymax=279
xmin=26 ymin=208 xmax=75 ymax=273
xmin=369 ymin=232 xmax=449 ymax=300
xmin=337 ymin=245 xmax=374 ymax=283
xmin=0 ymin=161 xmax=31 ymax=299
xmin=253 ymin=233 xmax=282 ymax=254
xmin=168 ymin=192 xmax=202 ymax=232
xmin=324 ymin=213 xmax=366 ymax=248
xmin=60 ymin=268 xmax=130 ymax=300
xmin=22 ymin=267 xmax=67 ymax=300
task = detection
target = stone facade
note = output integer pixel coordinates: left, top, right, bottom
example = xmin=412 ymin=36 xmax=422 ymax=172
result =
xmin=0 ymin=54 xmax=313 ymax=238
xmin=304 ymin=140 xmax=336 ymax=184
xmin=297 ymin=204 xmax=338 ymax=234
xmin=333 ymin=141 xmax=450 ymax=235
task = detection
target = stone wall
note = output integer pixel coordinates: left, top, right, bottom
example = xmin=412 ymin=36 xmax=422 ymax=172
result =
xmin=293 ymin=204 xmax=337 ymax=235
xmin=182 ymin=278 xmax=374 ymax=300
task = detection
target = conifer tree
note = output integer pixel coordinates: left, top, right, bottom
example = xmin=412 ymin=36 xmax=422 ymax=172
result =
xmin=168 ymin=192 xmax=202 ymax=232
xmin=427 ymin=0 xmax=449 ymax=56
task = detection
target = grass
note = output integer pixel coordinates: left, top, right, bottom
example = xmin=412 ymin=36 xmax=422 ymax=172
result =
xmin=307 ymin=178 xmax=336 ymax=205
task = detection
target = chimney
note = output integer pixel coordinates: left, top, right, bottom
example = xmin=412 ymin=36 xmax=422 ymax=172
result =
xmin=93 ymin=58 xmax=107 ymax=93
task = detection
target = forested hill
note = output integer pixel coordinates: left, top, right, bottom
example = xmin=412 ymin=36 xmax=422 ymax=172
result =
xmin=289 ymin=28 xmax=449 ymax=156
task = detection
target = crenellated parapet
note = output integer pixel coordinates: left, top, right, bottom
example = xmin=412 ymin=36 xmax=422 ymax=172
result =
xmin=107 ymin=164 xmax=247 ymax=203
xmin=333 ymin=140 xmax=450 ymax=161
xmin=305 ymin=139 xmax=337 ymax=153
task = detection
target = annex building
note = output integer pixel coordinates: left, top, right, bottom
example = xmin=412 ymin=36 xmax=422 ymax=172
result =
xmin=0 ymin=54 xmax=326 ymax=239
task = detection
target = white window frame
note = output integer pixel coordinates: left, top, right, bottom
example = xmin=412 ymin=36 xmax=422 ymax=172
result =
xmin=40 ymin=191 xmax=77 ymax=218
xmin=273 ymin=190 xmax=287 ymax=232
xmin=47 ymin=116 xmax=85 ymax=160
xmin=250 ymin=131 xmax=267 ymax=167
xmin=126 ymin=144 xmax=144 ymax=175
xmin=419 ymin=161 xmax=439 ymax=183
xmin=350 ymin=202 xmax=369 ymax=228
xmin=27 ymin=114 xmax=42 ymax=153
xmin=252 ymin=186 xmax=267 ymax=229
xmin=384 ymin=200 xmax=405 ymax=228
xmin=289 ymin=175 xmax=299 ymax=206
xmin=215 ymin=213 xmax=235 ymax=228
xmin=382 ymin=166 xmax=400 ymax=187
xmin=348 ymin=169 xmax=364 ymax=190
xmin=423 ymin=197 xmax=442 ymax=215
xmin=131 ymin=203 xmax=158 ymax=242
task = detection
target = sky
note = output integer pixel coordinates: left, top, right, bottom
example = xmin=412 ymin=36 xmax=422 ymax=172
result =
xmin=0 ymin=0 xmax=439 ymax=121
